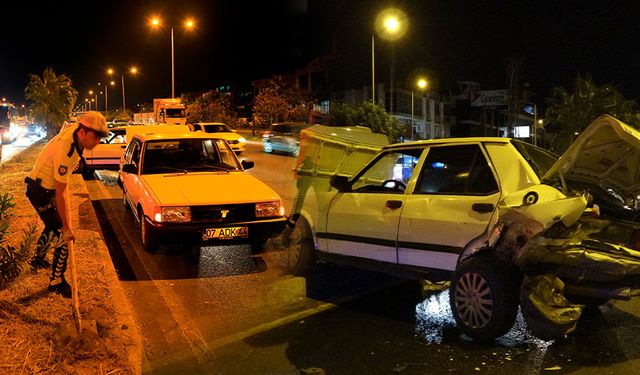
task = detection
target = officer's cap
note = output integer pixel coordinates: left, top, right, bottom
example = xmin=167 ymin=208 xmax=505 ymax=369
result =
xmin=78 ymin=111 xmax=108 ymax=137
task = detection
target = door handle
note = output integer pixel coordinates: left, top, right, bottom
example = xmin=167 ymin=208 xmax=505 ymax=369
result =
xmin=386 ymin=200 xmax=402 ymax=209
xmin=472 ymin=203 xmax=494 ymax=213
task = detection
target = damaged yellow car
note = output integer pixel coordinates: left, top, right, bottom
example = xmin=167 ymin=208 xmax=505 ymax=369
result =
xmin=286 ymin=116 xmax=640 ymax=341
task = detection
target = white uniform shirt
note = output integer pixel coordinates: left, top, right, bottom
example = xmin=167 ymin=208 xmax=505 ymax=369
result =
xmin=29 ymin=124 xmax=81 ymax=189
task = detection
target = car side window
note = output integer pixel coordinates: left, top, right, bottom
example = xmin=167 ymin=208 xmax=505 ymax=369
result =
xmin=416 ymin=144 xmax=498 ymax=195
xmin=129 ymin=141 xmax=142 ymax=166
xmin=124 ymin=141 xmax=136 ymax=162
xmin=351 ymin=149 xmax=422 ymax=193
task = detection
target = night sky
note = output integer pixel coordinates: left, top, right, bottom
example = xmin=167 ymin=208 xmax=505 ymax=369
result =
xmin=1 ymin=1 xmax=639 ymax=108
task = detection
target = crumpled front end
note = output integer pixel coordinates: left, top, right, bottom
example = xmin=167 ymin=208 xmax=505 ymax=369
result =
xmin=494 ymin=185 xmax=640 ymax=301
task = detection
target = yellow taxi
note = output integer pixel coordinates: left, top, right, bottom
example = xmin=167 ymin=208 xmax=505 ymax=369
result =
xmin=118 ymin=131 xmax=286 ymax=252
xmin=189 ymin=122 xmax=246 ymax=154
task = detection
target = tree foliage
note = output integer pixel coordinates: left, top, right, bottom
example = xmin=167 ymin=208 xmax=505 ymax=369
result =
xmin=545 ymin=75 xmax=640 ymax=152
xmin=24 ymin=67 xmax=77 ymax=136
xmin=252 ymin=76 xmax=310 ymax=128
xmin=327 ymin=102 xmax=403 ymax=142
xmin=183 ymin=90 xmax=238 ymax=126
xmin=0 ymin=194 xmax=37 ymax=289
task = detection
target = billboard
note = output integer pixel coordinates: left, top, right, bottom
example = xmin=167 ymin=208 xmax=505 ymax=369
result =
xmin=471 ymin=90 xmax=508 ymax=108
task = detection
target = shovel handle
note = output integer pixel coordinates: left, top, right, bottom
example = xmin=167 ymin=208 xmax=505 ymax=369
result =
xmin=68 ymin=239 xmax=82 ymax=334
xmin=66 ymin=188 xmax=82 ymax=335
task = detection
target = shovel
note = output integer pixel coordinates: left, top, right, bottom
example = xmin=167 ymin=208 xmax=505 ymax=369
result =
xmin=56 ymin=190 xmax=98 ymax=347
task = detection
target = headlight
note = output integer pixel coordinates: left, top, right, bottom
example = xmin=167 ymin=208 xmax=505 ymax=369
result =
xmin=238 ymin=137 xmax=247 ymax=143
xmin=154 ymin=206 xmax=191 ymax=222
xmin=256 ymin=201 xmax=284 ymax=218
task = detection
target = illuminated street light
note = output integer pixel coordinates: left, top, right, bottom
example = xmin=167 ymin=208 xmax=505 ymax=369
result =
xmin=108 ymin=67 xmax=139 ymax=111
xmin=372 ymin=8 xmax=408 ymax=107
xmin=150 ymin=16 xmax=196 ymax=98
xmin=412 ymin=78 xmax=428 ymax=140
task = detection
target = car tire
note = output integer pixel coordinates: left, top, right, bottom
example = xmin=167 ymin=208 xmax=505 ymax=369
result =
xmin=291 ymin=147 xmax=300 ymax=157
xmin=139 ymin=208 xmax=158 ymax=253
xmin=263 ymin=142 xmax=273 ymax=154
xmin=285 ymin=217 xmax=316 ymax=276
xmin=449 ymin=255 xmax=521 ymax=341
xmin=122 ymin=187 xmax=130 ymax=210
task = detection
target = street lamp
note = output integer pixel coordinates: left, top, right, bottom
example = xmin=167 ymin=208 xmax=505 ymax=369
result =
xmin=372 ymin=8 xmax=408 ymax=107
xmin=89 ymin=90 xmax=98 ymax=111
xmin=108 ymin=67 xmax=138 ymax=111
xmin=150 ymin=16 xmax=196 ymax=98
xmin=412 ymin=78 xmax=428 ymax=140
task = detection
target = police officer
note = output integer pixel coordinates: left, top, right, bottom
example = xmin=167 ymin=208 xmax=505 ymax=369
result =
xmin=25 ymin=111 xmax=107 ymax=298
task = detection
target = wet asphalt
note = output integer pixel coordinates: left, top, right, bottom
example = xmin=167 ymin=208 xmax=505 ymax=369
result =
xmin=85 ymin=143 xmax=640 ymax=375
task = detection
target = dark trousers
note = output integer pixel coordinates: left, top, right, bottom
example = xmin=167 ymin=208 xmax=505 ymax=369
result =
xmin=25 ymin=181 xmax=69 ymax=281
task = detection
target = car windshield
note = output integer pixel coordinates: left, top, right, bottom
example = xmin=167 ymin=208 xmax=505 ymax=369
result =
xmin=511 ymin=139 xmax=558 ymax=179
xmin=141 ymin=138 xmax=241 ymax=174
xmin=166 ymin=108 xmax=185 ymax=118
xmin=203 ymin=124 xmax=232 ymax=133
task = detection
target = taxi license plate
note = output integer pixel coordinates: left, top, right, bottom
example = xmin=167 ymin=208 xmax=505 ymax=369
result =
xmin=203 ymin=226 xmax=249 ymax=240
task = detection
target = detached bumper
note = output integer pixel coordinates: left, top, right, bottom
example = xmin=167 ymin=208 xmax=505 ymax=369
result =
xmin=146 ymin=217 xmax=287 ymax=245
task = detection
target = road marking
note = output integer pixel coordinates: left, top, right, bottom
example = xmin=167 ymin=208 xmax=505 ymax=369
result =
xmin=207 ymin=301 xmax=336 ymax=350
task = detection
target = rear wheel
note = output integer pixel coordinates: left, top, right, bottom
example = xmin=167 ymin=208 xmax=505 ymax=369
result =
xmin=450 ymin=255 xmax=521 ymax=341
xmin=285 ymin=217 xmax=316 ymax=276
xmin=139 ymin=208 xmax=158 ymax=253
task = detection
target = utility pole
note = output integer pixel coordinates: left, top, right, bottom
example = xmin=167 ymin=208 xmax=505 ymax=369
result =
xmin=505 ymin=56 xmax=524 ymax=138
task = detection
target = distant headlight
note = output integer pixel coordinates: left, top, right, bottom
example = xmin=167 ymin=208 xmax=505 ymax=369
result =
xmin=238 ymin=137 xmax=247 ymax=143
xmin=256 ymin=201 xmax=284 ymax=218
xmin=154 ymin=206 xmax=191 ymax=222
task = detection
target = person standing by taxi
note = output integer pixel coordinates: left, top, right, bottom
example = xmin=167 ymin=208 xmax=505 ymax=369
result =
xmin=25 ymin=111 xmax=107 ymax=298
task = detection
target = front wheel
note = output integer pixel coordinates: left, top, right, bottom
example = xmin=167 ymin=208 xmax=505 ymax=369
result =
xmin=139 ymin=208 xmax=159 ymax=253
xmin=449 ymin=255 xmax=521 ymax=341
xmin=263 ymin=142 xmax=273 ymax=153
xmin=284 ymin=217 xmax=316 ymax=276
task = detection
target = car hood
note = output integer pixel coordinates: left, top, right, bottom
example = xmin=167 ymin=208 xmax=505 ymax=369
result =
xmin=543 ymin=114 xmax=640 ymax=220
xmin=141 ymin=172 xmax=281 ymax=206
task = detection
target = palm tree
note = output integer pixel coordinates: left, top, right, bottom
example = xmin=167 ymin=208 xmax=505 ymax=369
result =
xmin=545 ymin=75 xmax=640 ymax=152
xmin=24 ymin=67 xmax=77 ymax=136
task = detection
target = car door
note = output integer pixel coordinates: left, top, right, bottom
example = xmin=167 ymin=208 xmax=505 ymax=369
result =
xmin=323 ymin=148 xmax=423 ymax=263
xmin=121 ymin=139 xmax=143 ymax=211
xmin=397 ymin=143 xmax=501 ymax=271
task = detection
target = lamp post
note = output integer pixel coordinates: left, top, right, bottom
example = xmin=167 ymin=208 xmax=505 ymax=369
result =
xmin=89 ymin=90 xmax=98 ymax=111
xmin=411 ymin=78 xmax=428 ymax=140
xmin=150 ymin=17 xmax=195 ymax=98
xmin=108 ymin=67 xmax=138 ymax=111
xmin=373 ymin=9 xmax=407 ymax=110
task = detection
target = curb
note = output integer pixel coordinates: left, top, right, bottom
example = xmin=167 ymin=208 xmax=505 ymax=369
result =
xmin=70 ymin=174 xmax=143 ymax=374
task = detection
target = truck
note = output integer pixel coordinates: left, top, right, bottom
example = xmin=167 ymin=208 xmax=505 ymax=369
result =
xmin=133 ymin=112 xmax=155 ymax=125
xmin=153 ymin=98 xmax=187 ymax=125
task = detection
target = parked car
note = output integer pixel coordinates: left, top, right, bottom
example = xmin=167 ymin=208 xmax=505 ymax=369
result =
xmin=285 ymin=114 xmax=640 ymax=341
xmin=78 ymin=124 xmax=190 ymax=178
xmin=118 ymin=132 xmax=286 ymax=253
xmin=262 ymin=122 xmax=311 ymax=156
xmin=189 ymin=122 xmax=246 ymax=154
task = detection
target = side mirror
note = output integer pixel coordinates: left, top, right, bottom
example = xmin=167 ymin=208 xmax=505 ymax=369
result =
xmin=330 ymin=175 xmax=351 ymax=192
xmin=122 ymin=163 xmax=138 ymax=174
xmin=241 ymin=160 xmax=254 ymax=170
